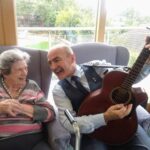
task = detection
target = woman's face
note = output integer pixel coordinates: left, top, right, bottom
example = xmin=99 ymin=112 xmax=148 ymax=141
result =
xmin=4 ymin=60 xmax=28 ymax=87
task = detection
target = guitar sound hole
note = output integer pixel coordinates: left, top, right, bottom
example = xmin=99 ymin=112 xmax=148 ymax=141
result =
xmin=111 ymin=87 xmax=131 ymax=104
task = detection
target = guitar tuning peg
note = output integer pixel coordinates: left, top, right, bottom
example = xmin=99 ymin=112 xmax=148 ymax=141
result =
xmin=146 ymin=26 xmax=150 ymax=30
xmin=145 ymin=36 xmax=150 ymax=45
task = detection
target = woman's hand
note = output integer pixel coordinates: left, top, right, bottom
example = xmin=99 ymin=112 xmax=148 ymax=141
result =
xmin=0 ymin=99 xmax=22 ymax=117
xmin=0 ymin=99 xmax=34 ymax=118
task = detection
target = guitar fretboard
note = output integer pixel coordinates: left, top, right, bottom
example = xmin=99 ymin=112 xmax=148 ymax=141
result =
xmin=122 ymin=48 xmax=150 ymax=90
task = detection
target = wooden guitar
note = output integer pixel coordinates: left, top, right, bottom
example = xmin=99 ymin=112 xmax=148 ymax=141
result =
xmin=78 ymin=36 xmax=150 ymax=145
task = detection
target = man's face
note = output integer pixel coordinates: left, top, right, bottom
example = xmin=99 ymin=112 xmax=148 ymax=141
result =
xmin=4 ymin=60 xmax=28 ymax=87
xmin=48 ymin=48 xmax=76 ymax=80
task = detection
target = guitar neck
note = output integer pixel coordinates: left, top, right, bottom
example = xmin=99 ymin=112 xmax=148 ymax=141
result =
xmin=122 ymin=47 xmax=150 ymax=90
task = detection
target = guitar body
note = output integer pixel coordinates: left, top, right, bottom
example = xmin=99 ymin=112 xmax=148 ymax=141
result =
xmin=78 ymin=70 xmax=148 ymax=145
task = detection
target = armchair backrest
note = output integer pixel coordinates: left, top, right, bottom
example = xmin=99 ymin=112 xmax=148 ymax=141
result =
xmin=71 ymin=42 xmax=129 ymax=66
xmin=0 ymin=46 xmax=52 ymax=98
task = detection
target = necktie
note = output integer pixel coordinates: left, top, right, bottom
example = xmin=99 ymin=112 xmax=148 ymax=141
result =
xmin=71 ymin=76 xmax=89 ymax=95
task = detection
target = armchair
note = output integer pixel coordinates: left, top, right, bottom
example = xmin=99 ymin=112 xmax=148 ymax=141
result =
xmin=71 ymin=42 xmax=129 ymax=65
xmin=0 ymin=45 xmax=70 ymax=150
xmin=69 ymin=42 xmax=130 ymax=149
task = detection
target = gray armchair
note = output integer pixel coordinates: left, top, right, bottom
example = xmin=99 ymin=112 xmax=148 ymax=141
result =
xmin=0 ymin=45 xmax=70 ymax=150
xmin=69 ymin=42 xmax=130 ymax=149
xmin=71 ymin=42 xmax=129 ymax=65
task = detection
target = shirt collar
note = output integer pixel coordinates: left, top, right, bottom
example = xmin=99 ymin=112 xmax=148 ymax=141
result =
xmin=73 ymin=65 xmax=82 ymax=77
xmin=68 ymin=65 xmax=82 ymax=81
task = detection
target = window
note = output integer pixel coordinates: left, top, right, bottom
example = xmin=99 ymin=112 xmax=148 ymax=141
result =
xmin=105 ymin=0 xmax=150 ymax=58
xmin=16 ymin=0 xmax=99 ymax=50
xmin=105 ymin=0 xmax=150 ymax=102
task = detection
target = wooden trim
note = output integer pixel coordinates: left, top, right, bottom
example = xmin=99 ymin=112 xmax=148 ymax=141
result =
xmin=95 ymin=0 xmax=106 ymax=42
xmin=0 ymin=0 xmax=5 ymax=44
xmin=0 ymin=0 xmax=17 ymax=45
xmin=146 ymin=103 xmax=150 ymax=113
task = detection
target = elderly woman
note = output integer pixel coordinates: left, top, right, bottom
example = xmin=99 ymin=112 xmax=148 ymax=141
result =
xmin=0 ymin=49 xmax=55 ymax=150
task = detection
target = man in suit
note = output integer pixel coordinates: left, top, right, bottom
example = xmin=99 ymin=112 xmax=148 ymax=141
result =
xmin=47 ymin=43 xmax=150 ymax=150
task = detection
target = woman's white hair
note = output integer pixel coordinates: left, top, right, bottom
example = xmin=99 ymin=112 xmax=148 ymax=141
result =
xmin=0 ymin=49 xmax=30 ymax=75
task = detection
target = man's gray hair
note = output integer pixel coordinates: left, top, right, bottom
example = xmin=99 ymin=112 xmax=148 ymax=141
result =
xmin=0 ymin=49 xmax=30 ymax=75
xmin=49 ymin=44 xmax=74 ymax=55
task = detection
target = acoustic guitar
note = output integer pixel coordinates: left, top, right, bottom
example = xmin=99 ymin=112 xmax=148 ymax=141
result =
xmin=78 ymin=36 xmax=150 ymax=145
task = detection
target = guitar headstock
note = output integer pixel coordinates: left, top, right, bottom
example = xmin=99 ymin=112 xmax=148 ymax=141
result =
xmin=145 ymin=36 xmax=150 ymax=64
xmin=144 ymin=36 xmax=150 ymax=50
xmin=145 ymin=36 xmax=150 ymax=45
